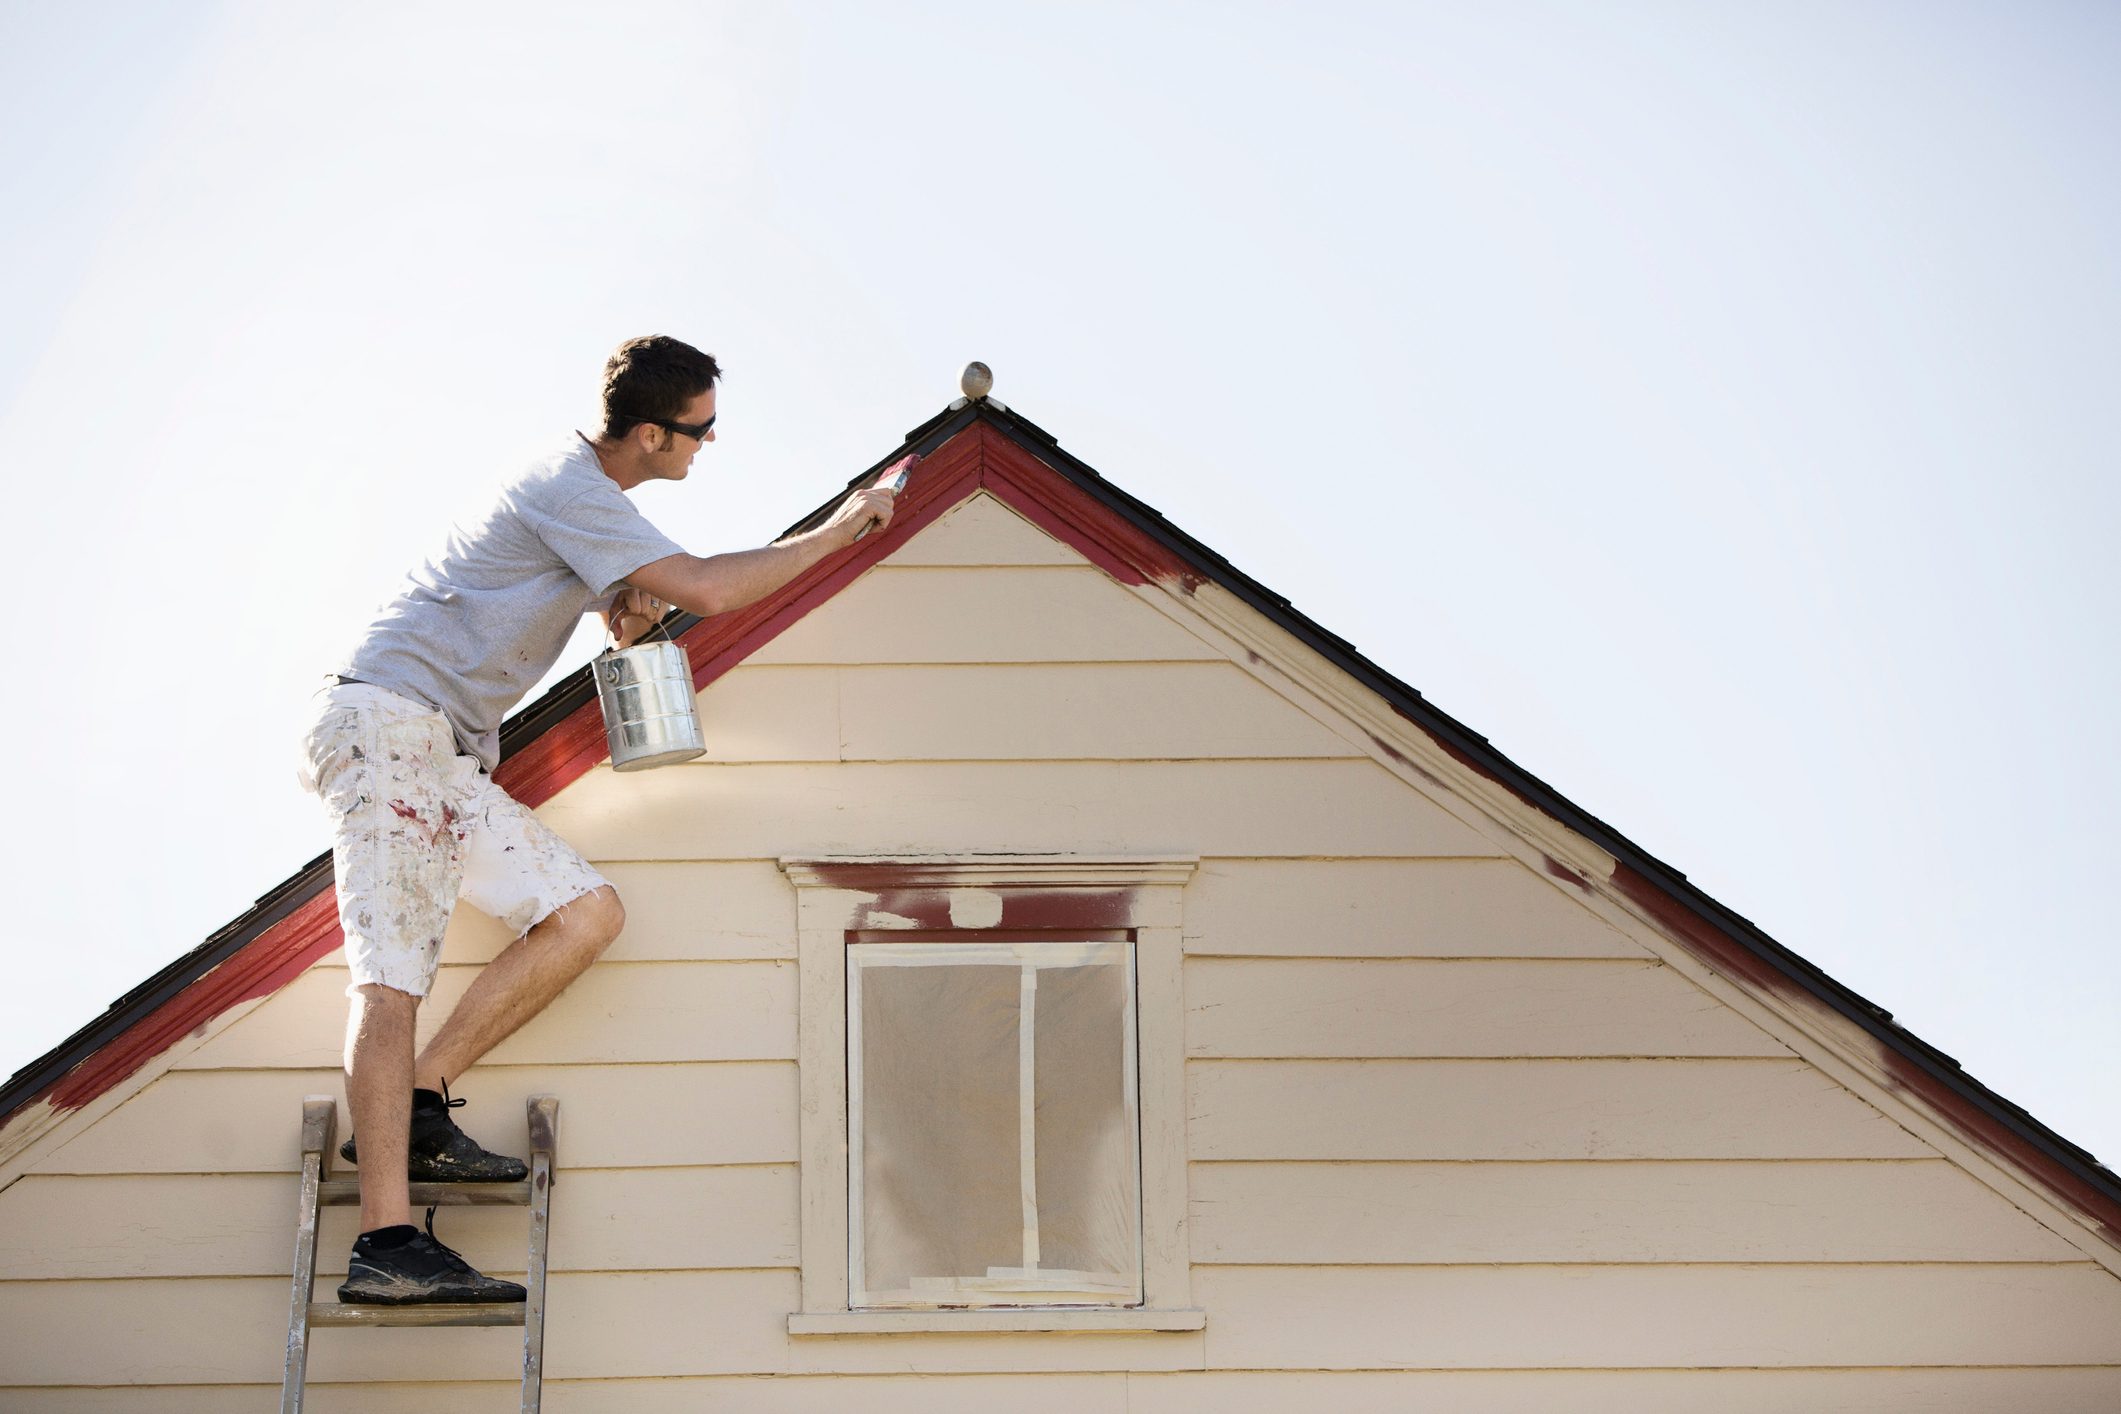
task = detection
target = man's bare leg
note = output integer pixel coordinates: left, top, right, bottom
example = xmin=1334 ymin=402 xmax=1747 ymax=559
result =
xmin=412 ymin=885 xmax=625 ymax=1091
xmin=344 ymin=984 xmax=419 ymax=1232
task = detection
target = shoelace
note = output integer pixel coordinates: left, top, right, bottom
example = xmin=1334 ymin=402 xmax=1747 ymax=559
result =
xmin=419 ymin=1205 xmax=475 ymax=1275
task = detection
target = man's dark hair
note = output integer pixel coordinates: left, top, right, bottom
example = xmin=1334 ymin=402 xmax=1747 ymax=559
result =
xmin=601 ymin=335 xmax=722 ymax=439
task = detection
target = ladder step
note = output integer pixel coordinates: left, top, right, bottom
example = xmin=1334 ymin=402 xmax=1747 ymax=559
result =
xmin=309 ymin=1301 xmax=528 ymax=1329
xmin=319 ymin=1178 xmax=532 ymax=1206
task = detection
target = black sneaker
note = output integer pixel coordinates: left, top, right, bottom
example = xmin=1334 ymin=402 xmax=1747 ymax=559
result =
xmin=337 ymin=1212 xmax=527 ymax=1306
xmin=338 ymin=1082 xmax=528 ymax=1182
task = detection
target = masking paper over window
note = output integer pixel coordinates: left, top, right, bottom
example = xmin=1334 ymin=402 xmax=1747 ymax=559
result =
xmin=849 ymin=940 xmax=1142 ymax=1307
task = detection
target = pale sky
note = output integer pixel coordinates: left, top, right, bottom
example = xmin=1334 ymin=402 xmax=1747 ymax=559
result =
xmin=3 ymin=3 xmax=2116 ymax=1164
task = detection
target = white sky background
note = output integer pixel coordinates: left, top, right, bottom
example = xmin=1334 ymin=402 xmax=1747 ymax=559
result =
xmin=2 ymin=3 xmax=2115 ymax=1161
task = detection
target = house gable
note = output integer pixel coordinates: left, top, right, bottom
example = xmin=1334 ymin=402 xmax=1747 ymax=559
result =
xmin=3 ymin=401 xmax=2120 ymax=1402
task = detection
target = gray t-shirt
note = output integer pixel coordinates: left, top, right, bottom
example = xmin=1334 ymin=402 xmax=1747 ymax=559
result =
xmin=334 ymin=437 xmax=685 ymax=771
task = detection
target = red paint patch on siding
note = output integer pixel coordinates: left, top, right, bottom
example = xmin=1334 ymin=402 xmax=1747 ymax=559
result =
xmin=998 ymin=888 xmax=1137 ymax=931
xmin=1544 ymin=856 xmax=1593 ymax=893
xmin=1366 ymin=731 xmax=1448 ymax=790
xmin=820 ymin=878 xmax=1140 ymax=934
xmin=792 ymin=865 xmax=1143 ymax=933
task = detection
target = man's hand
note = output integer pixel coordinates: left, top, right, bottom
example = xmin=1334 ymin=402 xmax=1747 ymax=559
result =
xmin=830 ymin=486 xmax=898 ymax=547
xmin=606 ymin=586 xmax=667 ymax=648
xmin=835 ymin=453 xmax=917 ymax=545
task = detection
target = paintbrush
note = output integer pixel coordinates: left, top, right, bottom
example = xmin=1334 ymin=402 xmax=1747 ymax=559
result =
xmin=852 ymin=453 xmax=919 ymax=540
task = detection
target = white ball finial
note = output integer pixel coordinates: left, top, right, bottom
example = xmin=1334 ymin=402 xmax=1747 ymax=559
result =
xmin=960 ymin=361 xmax=993 ymax=400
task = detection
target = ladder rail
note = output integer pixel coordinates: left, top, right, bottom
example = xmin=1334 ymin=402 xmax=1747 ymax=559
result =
xmin=280 ymin=1096 xmax=337 ymax=1414
xmin=521 ymin=1094 xmax=560 ymax=1414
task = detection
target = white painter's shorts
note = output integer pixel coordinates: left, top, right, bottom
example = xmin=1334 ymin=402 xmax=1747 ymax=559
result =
xmin=297 ymin=682 xmax=610 ymax=997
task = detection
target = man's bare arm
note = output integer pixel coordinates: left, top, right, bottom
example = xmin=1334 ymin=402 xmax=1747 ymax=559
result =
xmin=622 ymin=483 xmax=898 ymax=622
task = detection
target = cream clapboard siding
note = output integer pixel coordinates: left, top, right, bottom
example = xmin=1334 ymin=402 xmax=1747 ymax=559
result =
xmin=4 ymin=490 xmax=2118 ymax=1410
xmin=10 ymin=1371 xmax=2121 ymax=1414
xmin=11 ymin=1369 xmax=2121 ymax=1414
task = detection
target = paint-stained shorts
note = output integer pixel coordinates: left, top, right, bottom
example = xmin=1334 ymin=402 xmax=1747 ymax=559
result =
xmin=296 ymin=682 xmax=610 ymax=997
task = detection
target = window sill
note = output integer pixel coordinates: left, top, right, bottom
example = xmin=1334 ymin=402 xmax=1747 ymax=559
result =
xmin=788 ymin=1308 xmax=1206 ymax=1336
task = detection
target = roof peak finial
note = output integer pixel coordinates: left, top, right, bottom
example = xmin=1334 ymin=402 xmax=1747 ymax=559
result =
xmin=960 ymin=361 xmax=993 ymax=400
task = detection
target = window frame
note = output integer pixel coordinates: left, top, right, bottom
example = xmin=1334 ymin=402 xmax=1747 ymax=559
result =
xmin=782 ymin=855 xmax=1202 ymax=1336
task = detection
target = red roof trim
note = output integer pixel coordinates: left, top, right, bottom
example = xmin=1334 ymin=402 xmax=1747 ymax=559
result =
xmin=975 ymin=427 xmax=1208 ymax=592
xmin=45 ymin=890 xmax=339 ymax=1112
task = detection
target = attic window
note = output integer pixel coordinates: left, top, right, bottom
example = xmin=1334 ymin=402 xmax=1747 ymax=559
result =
xmin=848 ymin=938 xmax=1141 ymax=1309
xmin=781 ymin=855 xmax=1202 ymax=1335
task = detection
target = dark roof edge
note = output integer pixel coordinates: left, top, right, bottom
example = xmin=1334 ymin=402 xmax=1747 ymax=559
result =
xmin=8 ymin=398 xmax=2116 ymax=1233
xmin=0 ymin=851 xmax=334 ymax=1119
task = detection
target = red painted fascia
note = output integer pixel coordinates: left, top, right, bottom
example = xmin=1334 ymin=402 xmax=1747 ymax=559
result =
xmin=974 ymin=427 xmax=1208 ymax=593
xmin=45 ymin=890 xmax=340 ymax=1112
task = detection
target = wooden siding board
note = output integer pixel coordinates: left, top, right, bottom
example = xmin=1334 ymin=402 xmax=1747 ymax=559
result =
xmin=1193 ymin=1264 xmax=2121 ymax=1369
xmin=329 ymin=861 xmax=796 ymax=969
xmin=836 ymin=662 xmax=1362 ymax=761
xmin=31 ymin=1064 xmax=797 ymax=1175
xmin=1185 ymin=958 xmax=1790 ymax=1059
xmin=879 ymin=490 xmax=1093 ymax=567
xmin=1188 ymin=1159 xmax=2084 ymax=1264
xmin=11 ymin=1370 xmax=2121 ymax=1414
xmin=0 ymin=1375 xmax=1126 ymax=1414
xmin=0 ymin=1166 xmax=798 ymax=1279
xmin=747 ymin=565 xmax=1223 ymax=665
xmin=6 ymin=1267 xmax=2118 ymax=1384
xmin=690 ymin=666 xmax=842 ymax=762
xmin=175 ymin=961 xmax=796 ymax=1070
xmin=1188 ymin=1059 xmax=1937 ymax=1161
xmin=0 ymin=1273 xmax=1205 ymax=1383
xmin=1124 ymin=1369 xmax=2121 ymax=1414
xmin=539 ymin=761 xmax=1503 ymax=861
xmin=1186 ymin=859 xmax=1646 ymax=958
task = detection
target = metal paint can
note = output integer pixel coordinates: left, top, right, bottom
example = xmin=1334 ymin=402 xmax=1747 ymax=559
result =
xmin=594 ymin=640 xmax=706 ymax=772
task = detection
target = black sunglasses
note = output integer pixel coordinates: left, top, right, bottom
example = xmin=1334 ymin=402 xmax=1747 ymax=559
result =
xmin=631 ymin=412 xmax=716 ymax=440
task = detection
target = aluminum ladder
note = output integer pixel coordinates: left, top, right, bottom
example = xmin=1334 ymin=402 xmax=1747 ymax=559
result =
xmin=280 ymin=1094 xmax=558 ymax=1413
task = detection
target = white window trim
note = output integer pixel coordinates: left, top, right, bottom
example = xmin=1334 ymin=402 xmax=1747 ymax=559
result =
xmin=782 ymin=854 xmax=1202 ymax=1336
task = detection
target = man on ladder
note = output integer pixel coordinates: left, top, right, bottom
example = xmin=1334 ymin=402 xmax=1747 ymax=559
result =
xmin=298 ymin=335 xmax=897 ymax=1302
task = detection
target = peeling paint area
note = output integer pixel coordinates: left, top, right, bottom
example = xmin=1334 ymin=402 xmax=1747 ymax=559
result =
xmin=821 ymin=871 xmax=1144 ymax=935
xmin=1367 ymin=731 xmax=1448 ymax=790
xmin=1544 ymin=855 xmax=1594 ymax=894
xmin=947 ymin=889 xmax=1006 ymax=929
